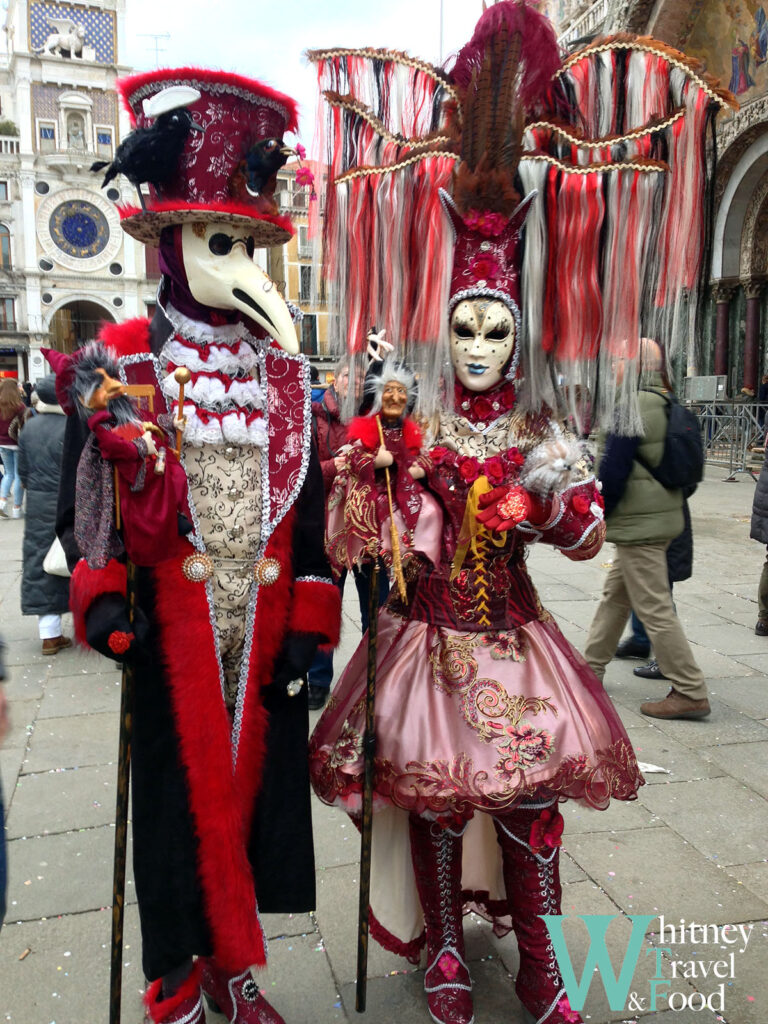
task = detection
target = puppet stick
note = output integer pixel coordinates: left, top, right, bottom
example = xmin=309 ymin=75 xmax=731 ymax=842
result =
xmin=174 ymin=366 xmax=191 ymax=457
xmin=355 ymin=557 xmax=380 ymax=1013
xmin=109 ymin=557 xmax=136 ymax=1024
xmin=375 ymin=416 xmax=407 ymax=601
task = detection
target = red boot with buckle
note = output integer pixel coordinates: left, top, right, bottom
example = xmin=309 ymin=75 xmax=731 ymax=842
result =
xmin=199 ymin=959 xmax=285 ymax=1024
xmin=144 ymin=961 xmax=206 ymax=1024
xmin=409 ymin=813 xmax=474 ymax=1024
xmin=494 ymin=802 xmax=582 ymax=1024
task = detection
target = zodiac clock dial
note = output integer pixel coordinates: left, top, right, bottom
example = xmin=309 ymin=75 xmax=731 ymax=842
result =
xmin=48 ymin=199 xmax=110 ymax=259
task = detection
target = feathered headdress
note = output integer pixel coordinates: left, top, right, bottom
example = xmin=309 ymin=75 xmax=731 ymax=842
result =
xmin=309 ymin=0 xmax=736 ymax=432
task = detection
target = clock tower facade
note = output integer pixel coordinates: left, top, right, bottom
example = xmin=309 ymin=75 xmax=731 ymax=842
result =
xmin=0 ymin=0 xmax=158 ymax=381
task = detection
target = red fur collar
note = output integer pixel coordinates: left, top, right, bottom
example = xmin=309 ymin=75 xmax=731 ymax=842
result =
xmin=98 ymin=318 xmax=152 ymax=358
xmin=347 ymin=415 xmax=422 ymax=454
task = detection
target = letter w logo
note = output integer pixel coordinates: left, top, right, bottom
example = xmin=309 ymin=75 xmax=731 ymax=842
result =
xmin=542 ymin=914 xmax=655 ymax=1012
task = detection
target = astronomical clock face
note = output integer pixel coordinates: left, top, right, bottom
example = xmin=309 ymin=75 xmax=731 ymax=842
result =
xmin=48 ymin=199 xmax=110 ymax=259
xmin=36 ymin=187 xmax=122 ymax=272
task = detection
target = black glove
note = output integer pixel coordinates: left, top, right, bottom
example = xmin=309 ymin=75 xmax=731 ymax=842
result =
xmin=271 ymin=632 xmax=322 ymax=691
xmin=85 ymin=593 xmax=149 ymax=663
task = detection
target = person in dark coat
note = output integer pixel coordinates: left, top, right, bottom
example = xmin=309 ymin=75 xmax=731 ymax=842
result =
xmin=16 ymin=375 xmax=72 ymax=655
xmin=751 ymin=443 xmax=768 ymax=636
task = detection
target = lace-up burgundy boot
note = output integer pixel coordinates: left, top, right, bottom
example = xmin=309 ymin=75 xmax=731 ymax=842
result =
xmin=144 ymin=961 xmax=206 ymax=1024
xmin=409 ymin=813 xmax=474 ymax=1024
xmin=494 ymin=802 xmax=582 ymax=1024
xmin=199 ymin=960 xmax=285 ymax=1024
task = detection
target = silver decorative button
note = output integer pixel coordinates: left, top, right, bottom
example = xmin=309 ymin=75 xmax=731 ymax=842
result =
xmin=224 ymin=446 xmax=237 ymax=461
xmin=480 ymin=241 xmax=492 ymax=251
xmin=230 ymin=524 xmax=244 ymax=538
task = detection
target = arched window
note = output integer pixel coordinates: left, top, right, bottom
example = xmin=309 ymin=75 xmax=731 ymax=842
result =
xmin=0 ymin=224 xmax=10 ymax=269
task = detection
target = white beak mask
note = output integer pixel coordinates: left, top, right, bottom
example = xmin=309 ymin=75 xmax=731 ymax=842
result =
xmin=450 ymin=299 xmax=516 ymax=392
xmin=181 ymin=222 xmax=299 ymax=355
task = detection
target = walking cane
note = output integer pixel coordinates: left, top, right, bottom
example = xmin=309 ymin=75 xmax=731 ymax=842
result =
xmin=109 ymin=556 xmax=135 ymax=1024
xmin=355 ymin=557 xmax=379 ymax=1012
xmin=108 ymin=380 xmax=159 ymax=1024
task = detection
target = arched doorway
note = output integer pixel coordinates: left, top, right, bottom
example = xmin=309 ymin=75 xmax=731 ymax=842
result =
xmin=47 ymin=300 xmax=117 ymax=354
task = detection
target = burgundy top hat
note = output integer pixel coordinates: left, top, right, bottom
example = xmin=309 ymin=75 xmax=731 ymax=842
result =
xmin=117 ymin=67 xmax=299 ymax=247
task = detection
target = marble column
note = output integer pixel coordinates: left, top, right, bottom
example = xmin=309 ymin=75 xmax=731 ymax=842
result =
xmin=742 ymin=279 xmax=765 ymax=393
xmin=711 ymin=281 xmax=734 ymax=378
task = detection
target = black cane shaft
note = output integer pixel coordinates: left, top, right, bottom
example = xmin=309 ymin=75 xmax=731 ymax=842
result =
xmin=109 ymin=560 xmax=135 ymax=1024
xmin=356 ymin=560 xmax=380 ymax=1012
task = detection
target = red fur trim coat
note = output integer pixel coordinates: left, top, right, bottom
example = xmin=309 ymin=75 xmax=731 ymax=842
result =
xmin=62 ymin=316 xmax=340 ymax=982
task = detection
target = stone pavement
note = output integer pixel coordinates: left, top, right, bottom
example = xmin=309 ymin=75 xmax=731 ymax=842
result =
xmin=1 ymin=464 xmax=767 ymax=1024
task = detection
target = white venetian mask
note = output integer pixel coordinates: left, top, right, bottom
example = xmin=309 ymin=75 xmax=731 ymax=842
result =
xmin=450 ymin=299 xmax=516 ymax=392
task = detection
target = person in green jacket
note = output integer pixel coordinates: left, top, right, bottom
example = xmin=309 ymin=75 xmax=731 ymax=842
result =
xmin=583 ymin=339 xmax=711 ymax=720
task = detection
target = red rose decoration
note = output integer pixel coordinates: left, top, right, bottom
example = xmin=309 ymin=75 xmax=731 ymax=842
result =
xmin=484 ymin=455 xmax=505 ymax=486
xmin=108 ymin=630 xmax=133 ymax=655
xmin=429 ymin=446 xmax=450 ymax=465
xmin=465 ymin=209 xmax=507 ymax=237
xmin=506 ymin=447 xmax=525 ymax=468
xmin=571 ymin=493 xmax=591 ymax=515
xmin=529 ymin=808 xmax=564 ymax=853
xmin=458 ymin=456 xmax=481 ymax=483
xmin=472 ymin=395 xmax=494 ymax=421
xmin=470 ymin=254 xmax=501 ymax=283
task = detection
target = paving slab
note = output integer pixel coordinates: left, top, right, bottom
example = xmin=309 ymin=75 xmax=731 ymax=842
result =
xmin=723 ymin=861 xmax=768 ymax=904
xmin=730 ymin=652 xmax=768 ymax=672
xmin=563 ymin=795 xmax=663 ymax=834
xmin=708 ymin=675 xmax=768 ymax=720
xmin=6 ymin=763 xmax=117 ymax=839
xmin=5 ymin=825 xmax=135 ymax=921
xmin=638 ymin=776 xmax=768 ymax=866
xmin=2 ymin=697 xmax=38 ymax=750
xmin=0 ymin=664 xmax=47 ymax=701
xmin=38 ymin=669 xmax=122 ymax=719
xmin=685 ymin=623 xmax=768 ymax=657
xmin=312 ymin=794 xmax=362 ymax=870
xmin=339 ymin=957 xmax=513 ymax=1024
xmin=624 ymin=724 xmax=726 ymax=785
xmin=261 ymin=911 xmax=315 ymax=941
xmin=635 ymin=702 xmax=768 ymax=747
xmin=24 ymin=711 xmax=119 ymax=773
xmin=565 ymin=827 xmax=768 ymax=923
xmin=247 ymin=931 xmax=347 ymax=1023
xmin=0 ymin=904 xmax=144 ymax=1024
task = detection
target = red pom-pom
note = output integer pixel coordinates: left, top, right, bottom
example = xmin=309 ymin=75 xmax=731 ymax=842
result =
xmin=108 ymin=630 xmax=133 ymax=654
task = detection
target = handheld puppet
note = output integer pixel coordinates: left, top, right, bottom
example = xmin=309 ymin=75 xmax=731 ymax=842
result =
xmin=45 ymin=342 xmax=189 ymax=570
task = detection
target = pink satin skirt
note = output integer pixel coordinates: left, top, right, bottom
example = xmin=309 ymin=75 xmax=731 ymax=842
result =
xmin=310 ymin=609 xmax=643 ymax=819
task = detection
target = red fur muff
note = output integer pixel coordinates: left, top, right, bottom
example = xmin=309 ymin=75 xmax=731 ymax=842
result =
xmin=450 ymin=0 xmax=560 ymax=110
xmin=70 ymin=558 xmax=127 ymax=645
xmin=117 ymin=66 xmax=299 ymax=132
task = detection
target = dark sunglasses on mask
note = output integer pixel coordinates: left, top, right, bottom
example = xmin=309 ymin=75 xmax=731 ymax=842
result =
xmin=208 ymin=233 xmax=256 ymax=259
